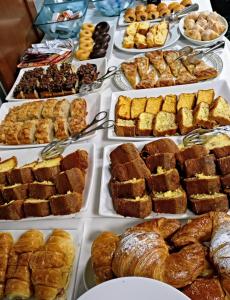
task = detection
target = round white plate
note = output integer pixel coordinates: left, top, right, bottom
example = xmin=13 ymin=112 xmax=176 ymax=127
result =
xmin=114 ymin=51 xmax=223 ymax=91
xmin=79 ymin=276 xmax=190 ymax=300
xmin=114 ymin=25 xmax=180 ymax=53
xmin=179 ymin=13 xmax=228 ymax=46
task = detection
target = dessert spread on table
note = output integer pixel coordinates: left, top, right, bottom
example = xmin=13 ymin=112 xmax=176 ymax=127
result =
xmin=91 ymin=212 xmax=230 ymax=299
xmin=114 ymin=89 xmax=230 ymax=137
xmin=0 ymin=98 xmax=87 ymax=145
xmin=124 ymin=0 xmax=192 ymax=23
xmin=108 ymin=138 xmax=230 ymax=218
xmin=3 ymin=0 xmax=230 ymax=299
xmin=0 ymin=149 xmax=88 ymax=220
xmin=0 ymin=229 xmax=75 ymax=299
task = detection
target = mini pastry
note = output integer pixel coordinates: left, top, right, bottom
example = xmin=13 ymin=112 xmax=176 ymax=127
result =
xmin=134 ymin=33 xmax=147 ymax=49
xmin=201 ymin=29 xmax=219 ymax=41
xmin=135 ymin=5 xmax=146 ymax=12
xmin=181 ymin=0 xmax=192 ymax=6
xmin=172 ymin=4 xmax=184 ymax=13
xmin=35 ymin=119 xmax=53 ymax=144
xmin=159 ymin=8 xmax=171 ymax=17
xmin=148 ymin=10 xmax=159 ymax=20
xmin=124 ymin=8 xmax=136 ymax=23
xmin=186 ymin=29 xmax=202 ymax=40
xmin=137 ymin=22 xmax=150 ymax=35
xmin=123 ymin=35 xmax=134 ymax=49
xmin=157 ymin=3 xmax=168 ymax=11
xmin=168 ymin=2 xmax=180 ymax=11
xmin=136 ymin=11 xmax=148 ymax=22
xmin=146 ymin=4 xmax=157 ymax=12
xmin=126 ymin=22 xmax=139 ymax=36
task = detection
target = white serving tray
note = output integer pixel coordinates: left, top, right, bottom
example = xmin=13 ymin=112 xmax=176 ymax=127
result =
xmin=99 ymin=139 xmax=196 ymax=220
xmin=6 ymin=58 xmax=107 ymax=102
xmin=108 ymin=79 xmax=230 ymax=141
xmin=0 ymin=93 xmax=100 ymax=149
xmin=114 ymin=24 xmax=180 ymax=53
xmin=74 ymin=22 xmax=116 ymax=62
xmin=0 ymin=142 xmax=95 ymax=222
xmin=0 ymin=225 xmax=84 ymax=300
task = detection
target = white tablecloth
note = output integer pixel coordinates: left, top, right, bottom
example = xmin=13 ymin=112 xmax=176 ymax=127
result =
xmin=1 ymin=1 xmax=230 ymax=298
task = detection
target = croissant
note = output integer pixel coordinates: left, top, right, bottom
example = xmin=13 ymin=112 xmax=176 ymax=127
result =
xmin=185 ymin=29 xmax=202 ymax=41
xmin=5 ymin=230 xmax=44 ymax=299
xmin=91 ymin=232 xmax=120 ymax=284
xmin=30 ymin=229 xmax=75 ymax=300
xmin=201 ymin=29 xmax=219 ymax=41
xmin=0 ymin=233 xmax=14 ymax=298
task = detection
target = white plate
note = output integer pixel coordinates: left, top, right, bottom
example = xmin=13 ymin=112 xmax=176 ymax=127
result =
xmin=0 ymin=93 xmax=100 ymax=149
xmin=99 ymin=139 xmax=196 ymax=220
xmin=114 ymin=51 xmax=223 ymax=91
xmin=6 ymin=58 xmax=107 ymax=102
xmin=0 ymin=226 xmax=84 ymax=300
xmin=74 ymin=22 xmax=115 ymax=62
xmin=179 ymin=12 xmax=228 ymax=46
xmin=108 ymin=79 xmax=230 ymax=141
xmin=0 ymin=142 xmax=95 ymax=221
xmin=78 ymin=277 xmax=189 ymax=300
xmin=114 ymin=25 xmax=180 ymax=53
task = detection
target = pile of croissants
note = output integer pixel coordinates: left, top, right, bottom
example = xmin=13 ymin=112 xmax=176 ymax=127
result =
xmin=91 ymin=212 xmax=230 ymax=299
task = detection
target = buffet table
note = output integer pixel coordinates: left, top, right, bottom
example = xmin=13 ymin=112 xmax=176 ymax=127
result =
xmin=1 ymin=0 xmax=230 ymax=298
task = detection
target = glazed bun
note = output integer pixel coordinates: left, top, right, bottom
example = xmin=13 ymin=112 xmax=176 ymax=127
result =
xmin=186 ymin=29 xmax=202 ymax=40
xmin=201 ymin=29 xmax=219 ymax=41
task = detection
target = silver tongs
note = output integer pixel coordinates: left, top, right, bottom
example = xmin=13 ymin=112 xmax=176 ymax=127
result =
xmin=183 ymin=125 xmax=230 ymax=147
xmin=176 ymin=40 xmax=225 ymax=63
xmin=79 ymin=66 xmax=120 ymax=95
xmin=164 ymin=3 xmax=199 ymax=23
xmin=40 ymin=111 xmax=114 ymax=160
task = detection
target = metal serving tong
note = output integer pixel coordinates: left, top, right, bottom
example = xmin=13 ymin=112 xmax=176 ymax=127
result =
xmin=183 ymin=125 xmax=230 ymax=147
xmin=40 ymin=111 xmax=114 ymax=160
xmin=176 ymin=40 xmax=225 ymax=63
xmin=164 ymin=3 xmax=199 ymax=23
xmin=79 ymin=66 xmax=120 ymax=95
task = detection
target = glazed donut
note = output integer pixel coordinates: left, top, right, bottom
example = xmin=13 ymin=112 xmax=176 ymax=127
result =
xmin=79 ymin=37 xmax=94 ymax=44
xmin=146 ymin=4 xmax=157 ymax=12
xmin=159 ymin=8 xmax=171 ymax=17
xmin=75 ymin=49 xmax=91 ymax=61
xmin=148 ymin=10 xmax=159 ymax=20
xmin=135 ymin=4 xmax=146 ymax=12
xmin=157 ymin=3 xmax=168 ymax=12
xmin=181 ymin=0 xmax=192 ymax=7
xmin=79 ymin=42 xmax=94 ymax=52
xmin=172 ymin=4 xmax=185 ymax=13
xmin=95 ymin=22 xmax=110 ymax=33
xmin=81 ymin=22 xmax=95 ymax=32
xmin=80 ymin=30 xmax=93 ymax=38
xmin=168 ymin=2 xmax=180 ymax=11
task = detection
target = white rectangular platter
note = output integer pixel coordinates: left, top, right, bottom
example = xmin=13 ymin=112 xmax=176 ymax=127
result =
xmin=0 ymin=93 xmax=100 ymax=149
xmin=0 ymin=142 xmax=95 ymax=221
xmin=118 ymin=0 xmax=206 ymax=27
xmin=99 ymin=139 xmax=200 ymax=220
xmin=108 ymin=79 xmax=230 ymax=141
xmin=0 ymin=224 xmax=84 ymax=300
xmin=6 ymin=57 xmax=107 ymax=102
xmin=74 ymin=22 xmax=115 ymax=62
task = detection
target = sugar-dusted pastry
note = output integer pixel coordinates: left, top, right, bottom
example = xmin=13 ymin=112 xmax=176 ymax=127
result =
xmin=184 ymin=18 xmax=195 ymax=30
xmin=53 ymin=99 xmax=70 ymax=118
xmin=121 ymin=62 xmax=137 ymax=89
xmin=54 ymin=117 xmax=69 ymax=140
xmin=201 ymin=29 xmax=219 ymax=41
xmin=123 ymin=35 xmax=134 ymax=49
xmin=134 ymin=33 xmax=147 ymax=49
xmin=124 ymin=8 xmax=136 ymax=23
xmin=126 ymin=22 xmax=139 ymax=36
xmin=17 ymin=120 xmax=38 ymax=144
xmin=135 ymin=56 xmax=149 ymax=80
xmin=41 ymin=98 xmax=58 ymax=119
xmin=35 ymin=119 xmax=54 ymax=144
xmin=146 ymin=50 xmax=167 ymax=74
xmin=185 ymin=29 xmax=202 ymax=40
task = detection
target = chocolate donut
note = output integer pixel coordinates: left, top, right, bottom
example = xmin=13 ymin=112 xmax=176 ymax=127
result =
xmin=95 ymin=33 xmax=111 ymax=44
xmin=95 ymin=21 xmax=110 ymax=33
xmin=93 ymin=41 xmax=109 ymax=52
xmin=90 ymin=48 xmax=107 ymax=59
xmin=92 ymin=30 xmax=101 ymax=40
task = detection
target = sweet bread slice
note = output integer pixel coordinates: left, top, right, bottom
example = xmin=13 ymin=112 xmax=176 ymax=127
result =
xmin=162 ymin=94 xmax=177 ymax=114
xmin=131 ymin=97 xmax=147 ymax=119
xmin=193 ymin=102 xmax=216 ymax=129
xmin=177 ymin=93 xmax=196 ymax=111
xmin=110 ymin=178 xmax=146 ymax=198
xmin=217 ymin=155 xmax=230 ymax=175
xmin=70 ymin=98 xmax=87 ymax=117
xmin=28 ymin=181 xmax=56 ymax=199
xmin=61 ymin=149 xmax=88 ymax=171
xmin=50 ymin=192 xmax=82 ymax=215
xmin=151 ymin=188 xmax=187 ymax=214
xmin=141 ymin=138 xmax=179 ymax=158
xmin=175 ymin=70 xmax=198 ymax=85
xmin=209 ymin=96 xmax=230 ymax=125
xmin=68 ymin=116 xmax=86 ymax=135
xmin=194 ymin=61 xmax=218 ymax=81
xmin=2 ymin=184 xmax=28 ymax=202
xmin=147 ymin=168 xmax=180 ymax=192
xmin=184 ymin=154 xmax=216 ymax=178
xmin=156 ymin=67 xmax=175 ymax=87
xmin=112 ymin=195 xmax=152 ymax=218
xmin=33 ymin=156 xmax=61 ymax=182
xmin=24 ymin=199 xmax=50 ymax=217
xmin=110 ymin=143 xmax=140 ymax=166
xmin=5 ymin=122 xmax=22 ymax=145
xmin=136 ymin=112 xmax=154 ymax=136
xmin=115 ymin=119 xmax=135 ymax=137
xmin=196 ymin=89 xmax=214 ymax=106
xmin=41 ymin=99 xmax=58 ymax=119
xmin=190 ymin=193 xmax=228 ymax=214
xmin=204 ymin=134 xmax=230 ymax=150
xmin=121 ymin=62 xmax=137 ymax=89
xmin=17 ymin=120 xmax=37 ymax=145
xmin=184 ymin=174 xmax=221 ymax=196
xmin=145 ymin=153 xmax=176 ymax=172
xmin=145 ymin=96 xmax=163 ymax=115
xmin=53 ymin=99 xmax=70 ymax=118
xmin=54 ymin=117 xmax=69 ymax=140
xmin=35 ymin=119 xmax=54 ymax=144
xmin=176 ymin=144 xmax=209 ymax=166
xmin=134 ymin=33 xmax=147 ymax=49
xmin=115 ymin=96 xmax=132 ymax=120
xmin=153 ymin=111 xmax=177 ymax=136
xmin=7 ymin=167 xmax=34 ymax=185
xmin=177 ymin=107 xmax=194 ymax=135
xmin=146 ymin=51 xmax=167 ymax=74
xmin=55 ymin=168 xmax=85 ymax=194
xmin=135 ymin=56 xmax=149 ymax=80
xmin=211 ymin=145 xmax=230 ymax=158
xmin=221 ymin=173 xmax=230 ymax=188
xmin=0 ymin=157 xmax=17 ymax=185
xmin=26 ymin=101 xmax=43 ymax=120
xmin=0 ymin=200 xmax=24 ymax=220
